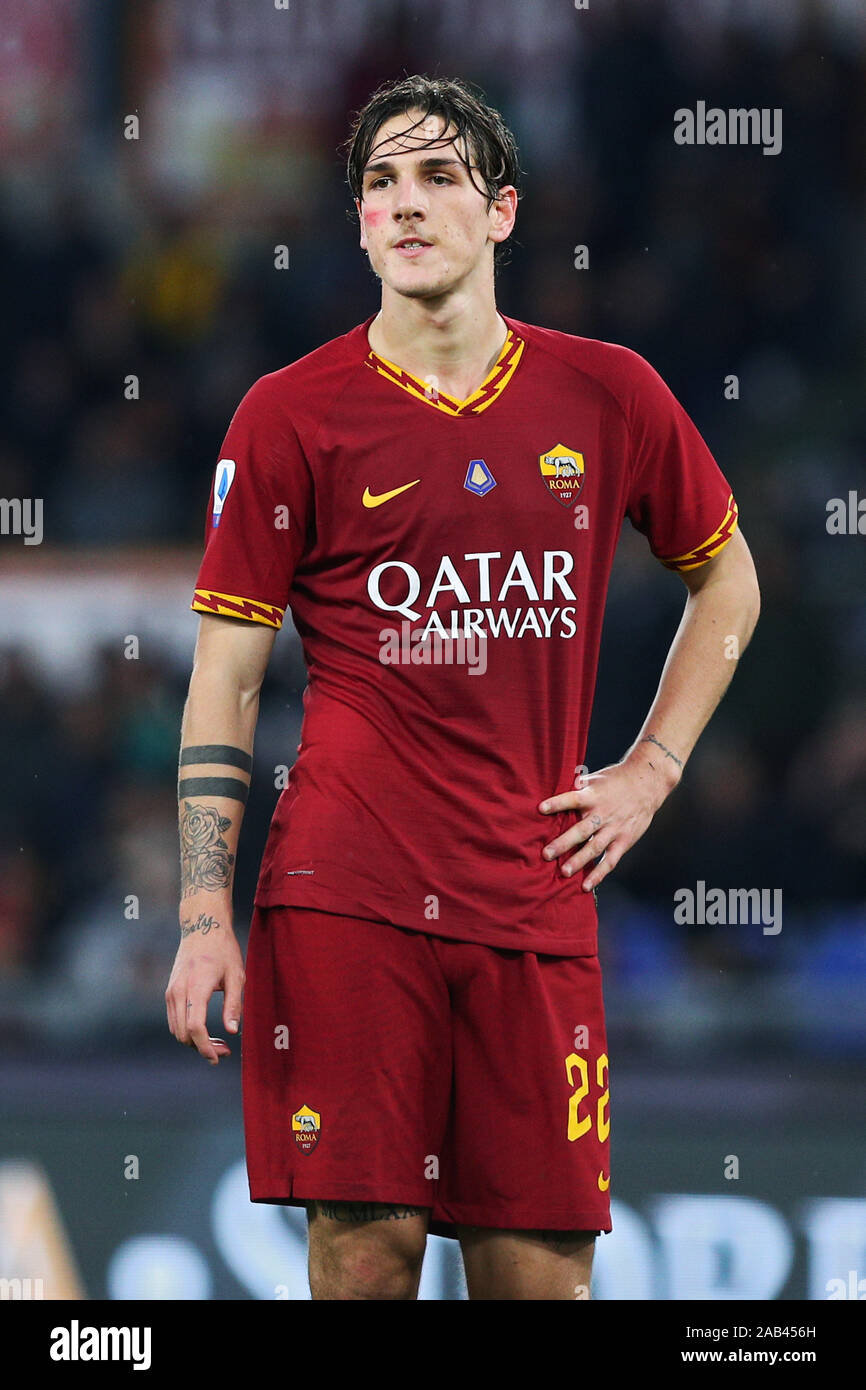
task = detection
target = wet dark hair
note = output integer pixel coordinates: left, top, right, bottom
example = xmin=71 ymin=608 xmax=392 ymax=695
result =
xmin=343 ymin=74 xmax=522 ymax=266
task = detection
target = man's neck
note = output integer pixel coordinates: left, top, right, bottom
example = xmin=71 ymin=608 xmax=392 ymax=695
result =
xmin=367 ymin=289 xmax=508 ymax=402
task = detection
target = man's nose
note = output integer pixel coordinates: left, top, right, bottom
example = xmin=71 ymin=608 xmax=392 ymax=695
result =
xmin=392 ymin=180 xmax=426 ymax=218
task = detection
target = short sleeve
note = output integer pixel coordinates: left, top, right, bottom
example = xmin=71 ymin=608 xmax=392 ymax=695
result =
xmin=191 ymin=375 xmax=313 ymax=628
xmin=623 ymin=352 xmax=738 ymax=571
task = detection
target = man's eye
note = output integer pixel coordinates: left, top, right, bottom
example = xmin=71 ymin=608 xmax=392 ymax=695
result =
xmin=429 ymin=175 xmax=451 ymax=185
xmin=369 ymin=177 xmax=391 ymax=189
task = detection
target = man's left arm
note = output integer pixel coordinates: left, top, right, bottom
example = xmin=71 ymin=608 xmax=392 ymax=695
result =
xmin=539 ymin=528 xmax=761 ymax=890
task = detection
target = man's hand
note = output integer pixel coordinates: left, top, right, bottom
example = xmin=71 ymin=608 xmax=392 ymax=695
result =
xmin=538 ymin=532 xmax=759 ymax=894
xmin=538 ymin=750 xmax=681 ymax=892
xmin=165 ymin=909 xmax=245 ymax=1065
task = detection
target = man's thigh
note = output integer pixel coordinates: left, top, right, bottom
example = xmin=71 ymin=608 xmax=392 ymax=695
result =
xmin=457 ymin=1225 xmax=597 ymax=1300
xmin=243 ymin=907 xmax=452 ymax=1205
xmin=307 ymin=1200 xmax=430 ymax=1300
xmin=431 ymin=942 xmax=612 ymax=1243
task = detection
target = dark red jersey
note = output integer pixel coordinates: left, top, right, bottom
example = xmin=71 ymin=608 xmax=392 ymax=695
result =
xmin=192 ymin=315 xmax=737 ymax=953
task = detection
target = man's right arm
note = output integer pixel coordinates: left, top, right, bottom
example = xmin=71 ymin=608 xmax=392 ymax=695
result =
xmin=165 ymin=613 xmax=277 ymax=1064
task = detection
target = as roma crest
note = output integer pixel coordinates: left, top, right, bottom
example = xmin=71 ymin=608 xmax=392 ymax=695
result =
xmin=292 ymin=1104 xmax=321 ymax=1154
xmin=539 ymin=443 xmax=585 ymax=507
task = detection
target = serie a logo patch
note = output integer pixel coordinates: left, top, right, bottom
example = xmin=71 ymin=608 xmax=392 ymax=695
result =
xmin=212 ymin=459 xmax=236 ymax=527
xmin=292 ymin=1104 xmax=321 ymax=1153
xmin=464 ymin=458 xmax=496 ymax=496
xmin=539 ymin=443 xmax=585 ymax=506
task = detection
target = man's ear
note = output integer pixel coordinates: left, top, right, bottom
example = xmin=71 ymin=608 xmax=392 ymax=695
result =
xmin=356 ymin=198 xmax=367 ymax=251
xmin=488 ymin=185 xmax=518 ymax=247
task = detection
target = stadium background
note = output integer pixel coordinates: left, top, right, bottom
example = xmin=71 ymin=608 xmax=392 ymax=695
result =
xmin=1 ymin=0 xmax=864 ymax=1299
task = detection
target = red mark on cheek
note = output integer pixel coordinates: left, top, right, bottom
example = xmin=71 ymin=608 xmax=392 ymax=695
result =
xmin=362 ymin=207 xmax=387 ymax=227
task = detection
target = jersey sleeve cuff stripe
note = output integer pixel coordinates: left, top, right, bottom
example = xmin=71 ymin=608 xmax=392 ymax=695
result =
xmin=191 ymin=589 xmax=285 ymax=628
xmin=659 ymin=494 xmax=739 ymax=571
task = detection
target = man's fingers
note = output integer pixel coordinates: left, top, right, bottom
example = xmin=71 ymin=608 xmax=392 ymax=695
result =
xmin=561 ymin=830 xmax=616 ymax=879
xmin=177 ymin=985 xmax=209 ymax=1050
xmin=166 ymin=936 xmax=243 ymax=1062
xmin=223 ymin=969 xmax=245 ymax=1036
xmin=543 ymin=813 xmax=604 ymax=861
xmin=170 ymin=988 xmax=191 ymax=1044
xmin=583 ymin=842 xmax=623 ymax=891
xmin=187 ymin=1012 xmax=220 ymax=1064
xmin=539 ymin=789 xmax=586 ymax=815
xmin=167 ymin=977 xmax=238 ymax=1062
xmin=165 ymin=990 xmax=178 ymax=1040
xmin=539 ymin=777 xmax=604 ymax=816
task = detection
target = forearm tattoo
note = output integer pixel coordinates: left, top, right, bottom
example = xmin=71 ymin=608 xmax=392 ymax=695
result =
xmin=180 ymin=801 xmax=235 ymax=897
xmin=180 ymin=912 xmax=220 ymax=939
xmin=180 ymin=744 xmax=252 ymax=772
xmin=178 ymin=746 xmax=252 ymax=804
xmin=178 ymin=776 xmax=249 ymax=803
xmin=313 ymin=1202 xmax=426 ymax=1224
xmin=640 ymin=734 xmax=684 ymax=770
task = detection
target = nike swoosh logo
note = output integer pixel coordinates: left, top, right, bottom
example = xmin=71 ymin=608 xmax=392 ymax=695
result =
xmin=597 ymin=1171 xmax=610 ymax=1192
xmin=362 ymin=480 xmax=420 ymax=508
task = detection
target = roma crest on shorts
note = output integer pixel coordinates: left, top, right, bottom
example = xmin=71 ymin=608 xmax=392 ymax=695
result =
xmin=292 ymin=1104 xmax=321 ymax=1153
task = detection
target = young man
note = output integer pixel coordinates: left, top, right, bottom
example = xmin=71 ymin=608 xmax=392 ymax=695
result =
xmin=166 ymin=76 xmax=760 ymax=1300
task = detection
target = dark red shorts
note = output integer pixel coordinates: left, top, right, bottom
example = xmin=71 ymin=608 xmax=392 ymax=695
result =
xmin=242 ymin=906 xmax=612 ymax=1238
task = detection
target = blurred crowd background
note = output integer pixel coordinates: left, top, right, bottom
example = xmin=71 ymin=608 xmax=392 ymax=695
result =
xmin=1 ymin=0 xmax=864 ymax=1057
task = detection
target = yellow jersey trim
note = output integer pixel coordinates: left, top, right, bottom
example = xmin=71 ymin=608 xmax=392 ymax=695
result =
xmin=661 ymin=494 xmax=739 ymax=571
xmin=365 ymin=327 xmax=525 ymax=417
xmin=192 ymin=589 xmax=284 ymax=629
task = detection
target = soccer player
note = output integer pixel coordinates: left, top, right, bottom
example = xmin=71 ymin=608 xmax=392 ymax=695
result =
xmin=166 ymin=75 xmax=760 ymax=1301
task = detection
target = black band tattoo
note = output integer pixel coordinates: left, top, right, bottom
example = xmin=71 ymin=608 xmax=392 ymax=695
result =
xmin=180 ymin=801 xmax=236 ymax=897
xmin=178 ymin=777 xmax=249 ymax=804
xmin=180 ymin=912 xmax=220 ymax=939
xmin=640 ymin=734 xmax=684 ymax=770
xmin=180 ymin=745 xmax=252 ymax=773
xmin=313 ymin=1202 xmax=426 ymax=1224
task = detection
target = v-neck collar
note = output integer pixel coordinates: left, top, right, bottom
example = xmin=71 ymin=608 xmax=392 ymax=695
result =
xmin=363 ymin=317 xmax=526 ymax=417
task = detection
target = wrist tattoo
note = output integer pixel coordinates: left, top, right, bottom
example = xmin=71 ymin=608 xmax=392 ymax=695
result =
xmin=180 ymin=913 xmax=220 ymax=939
xmin=640 ymin=734 xmax=684 ymax=770
xmin=180 ymin=801 xmax=235 ymax=897
xmin=180 ymin=745 xmax=252 ymax=773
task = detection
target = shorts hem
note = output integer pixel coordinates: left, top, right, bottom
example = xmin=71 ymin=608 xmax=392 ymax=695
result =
xmin=249 ymin=1178 xmax=611 ymax=1240
xmin=249 ymin=1175 xmax=433 ymax=1208
xmin=430 ymin=1201 xmax=611 ymax=1238
xmin=251 ymin=895 xmax=598 ymax=957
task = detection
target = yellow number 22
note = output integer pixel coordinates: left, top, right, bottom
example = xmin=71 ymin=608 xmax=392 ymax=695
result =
xmin=565 ymin=1051 xmax=609 ymax=1143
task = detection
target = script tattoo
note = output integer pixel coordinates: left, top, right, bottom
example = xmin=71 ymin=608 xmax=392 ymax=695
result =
xmin=180 ymin=913 xmax=220 ymax=940
xmin=180 ymin=801 xmax=235 ymax=897
xmin=314 ymin=1202 xmax=426 ymax=1224
xmin=640 ymin=734 xmax=684 ymax=770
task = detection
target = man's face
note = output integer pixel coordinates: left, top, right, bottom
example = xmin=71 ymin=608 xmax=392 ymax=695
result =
xmin=356 ymin=109 xmax=516 ymax=300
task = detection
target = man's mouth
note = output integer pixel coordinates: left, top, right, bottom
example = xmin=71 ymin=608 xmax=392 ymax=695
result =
xmin=393 ymin=237 xmax=432 ymax=254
